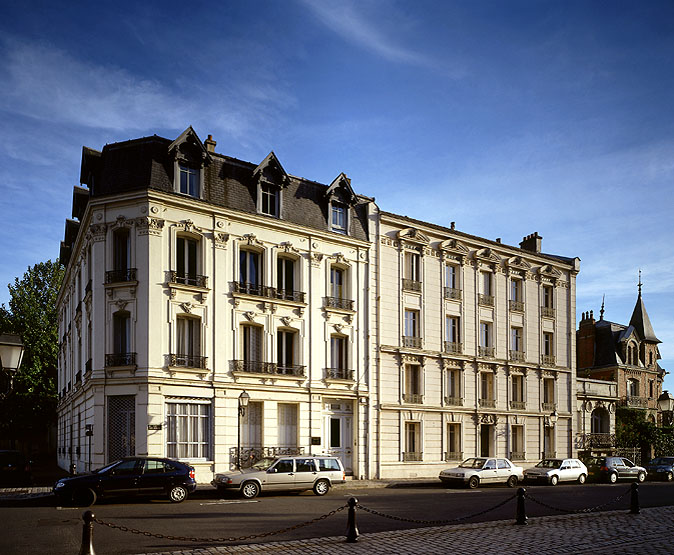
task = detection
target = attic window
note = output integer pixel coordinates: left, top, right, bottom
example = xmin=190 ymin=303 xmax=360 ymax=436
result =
xmin=331 ymin=202 xmax=347 ymax=234
xmin=179 ymin=165 xmax=200 ymax=198
xmin=260 ymin=183 xmax=280 ymax=217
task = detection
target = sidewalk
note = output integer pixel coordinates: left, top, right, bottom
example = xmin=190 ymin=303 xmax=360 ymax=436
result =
xmin=133 ymin=505 xmax=674 ymax=555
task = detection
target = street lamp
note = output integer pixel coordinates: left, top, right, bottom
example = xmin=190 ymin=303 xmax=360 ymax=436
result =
xmin=657 ymin=391 xmax=674 ymax=427
xmin=237 ymin=391 xmax=250 ymax=470
xmin=0 ymin=334 xmax=25 ymax=399
xmin=543 ymin=410 xmax=558 ymax=458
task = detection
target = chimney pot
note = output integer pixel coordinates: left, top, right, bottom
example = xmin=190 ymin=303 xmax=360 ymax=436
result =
xmin=204 ymin=134 xmax=217 ymax=153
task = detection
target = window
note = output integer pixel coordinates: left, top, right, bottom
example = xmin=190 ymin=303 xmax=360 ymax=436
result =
xmin=113 ymin=311 xmax=130 ymax=355
xmin=510 ymin=279 xmax=524 ymax=311
xmin=543 ymin=332 xmax=554 ymax=355
xmin=404 ymin=364 xmax=422 ymax=403
xmin=510 ymin=327 xmax=523 ymax=361
xmin=260 ymin=184 xmax=279 ymax=217
xmin=242 ymin=401 xmax=262 ymax=448
xmin=479 ymin=322 xmax=492 ymax=356
xmin=404 ymin=422 xmax=422 ymax=461
xmin=649 ymin=380 xmax=654 ymax=398
xmin=445 ymin=368 xmax=461 ymax=405
xmin=278 ymin=404 xmax=298 ymax=448
xmin=445 ymin=316 xmax=461 ymax=353
xmin=113 ymin=229 xmax=130 ymax=272
xmin=543 ymin=378 xmax=555 ymax=410
xmin=166 ymin=402 xmax=210 ymax=459
xmin=628 ymin=378 xmax=639 ymax=397
xmin=543 ymin=286 xmax=553 ymax=308
xmin=240 ymin=250 xmax=261 ymax=289
xmin=511 ymin=374 xmax=525 ymax=406
xmin=179 ymin=165 xmax=200 ymax=197
xmin=177 ymin=236 xmax=199 ymax=285
xmin=481 ymin=272 xmax=492 ymax=296
xmin=176 ymin=317 xmax=201 ymax=366
xmin=277 ymin=330 xmax=296 ymax=373
xmin=404 ymin=252 xmax=420 ymax=281
xmin=446 ymin=423 xmax=461 ymax=460
xmin=405 ymin=310 xmax=419 ymax=337
xmin=330 ymin=335 xmax=349 ymax=379
xmin=331 ymin=203 xmax=347 ymax=234
xmin=480 ymin=372 xmax=494 ymax=402
xmin=445 ymin=265 xmax=457 ymax=289
xmin=330 ymin=266 xmax=345 ymax=298
xmin=242 ymin=325 xmax=263 ymax=362
xmin=277 ymin=257 xmax=295 ymax=295
xmin=511 ymin=426 xmax=524 ymax=459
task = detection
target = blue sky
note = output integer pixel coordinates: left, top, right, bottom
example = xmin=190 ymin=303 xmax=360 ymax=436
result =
xmin=1 ymin=1 xmax=672 ymax=390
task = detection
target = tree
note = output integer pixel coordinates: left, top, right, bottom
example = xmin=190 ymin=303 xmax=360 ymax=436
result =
xmin=0 ymin=260 xmax=64 ymax=451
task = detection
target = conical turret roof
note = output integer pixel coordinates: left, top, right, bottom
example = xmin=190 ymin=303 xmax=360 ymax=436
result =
xmin=629 ymin=293 xmax=660 ymax=343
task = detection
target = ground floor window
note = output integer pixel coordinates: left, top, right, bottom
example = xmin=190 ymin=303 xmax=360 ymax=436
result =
xmin=166 ymin=401 xmax=210 ymax=459
xmin=404 ymin=422 xmax=422 ymax=461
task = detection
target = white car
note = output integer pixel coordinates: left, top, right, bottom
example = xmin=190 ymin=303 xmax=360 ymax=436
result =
xmin=439 ymin=457 xmax=524 ymax=489
xmin=524 ymin=458 xmax=588 ymax=485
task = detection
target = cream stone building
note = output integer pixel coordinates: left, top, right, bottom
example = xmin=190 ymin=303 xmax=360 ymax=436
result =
xmin=371 ymin=212 xmax=580 ymax=478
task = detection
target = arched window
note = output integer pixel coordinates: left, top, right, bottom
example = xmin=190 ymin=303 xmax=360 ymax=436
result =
xmin=591 ymin=407 xmax=609 ymax=434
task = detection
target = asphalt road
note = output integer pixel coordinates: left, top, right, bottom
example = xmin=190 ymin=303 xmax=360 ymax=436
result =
xmin=3 ymin=481 xmax=673 ymax=555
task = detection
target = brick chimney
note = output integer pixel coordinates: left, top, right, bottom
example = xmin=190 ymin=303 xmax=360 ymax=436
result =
xmin=204 ymin=134 xmax=217 ymax=153
xmin=577 ymin=310 xmax=596 ymax=371
xmin=519 ymin=232 xmax=542 ymax=253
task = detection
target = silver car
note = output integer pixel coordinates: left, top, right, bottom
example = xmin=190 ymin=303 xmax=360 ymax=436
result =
xmin=439 ymin=457 xmax=523 ymax=489
xmin=212 ymin=455 xmax=346 ymax=498
xmin=524 ymin=458 xmax=588 ymax=485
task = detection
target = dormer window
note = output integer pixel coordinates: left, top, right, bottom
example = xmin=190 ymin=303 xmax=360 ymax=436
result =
xmin=179 ymin=165 xmax=200 ymax=197
xmin=260 ymin=183 xmax=280 ymax=217
xmin=331 ymin=203 xmax=347 ymax=234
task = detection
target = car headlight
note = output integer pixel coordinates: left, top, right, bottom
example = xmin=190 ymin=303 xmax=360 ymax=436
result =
xmin=55 ymin=481 xmax=65 ymax=489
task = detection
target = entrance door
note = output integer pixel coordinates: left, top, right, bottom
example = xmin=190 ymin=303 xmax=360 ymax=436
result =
xmin=480 ymin=425 xmax=492 ymax=457
xmin=108 ymin=395 xmax=135 ymax=461
xmin=324 ymin=401 xmax=353 ymax=474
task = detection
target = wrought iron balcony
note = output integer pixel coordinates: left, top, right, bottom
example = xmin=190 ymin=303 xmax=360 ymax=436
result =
xmin=232 ymin=281 xmax=305 ymax=303
xmin=542 ymin=306 xmax=556 ymax=319
xmin=444 ymin=341 xmax=462 ymax=354
xmin=478 ymin=293 xmax=494 ymax=307
xmin=274 ymin=288 xmax=306 ymax=303
xmin=324 ymin=296 xmax=355 ymax=310
xmin=479 ymin=398 xmax=496 ymax=408
xmin=403 ymin=336 xmax=422 ymax=349
xmin=169 ymin=271 xmax=207 ymax=288
xmin=403 ymin=452 xmax=423 ymax=462
xmin=578 ymin=433 xmax=616 ymax=449
xmin=276 ymin=364 xmax=306 ymax=377
xmin=619 ymin=396 xmax=648 ymax=409
xmin=510 ymin=451 xmax=526 ymax=460
xmin=510 ymin=350 xmax=525 ymax=362
xmin=542 ymin=402 xmax=556 ymax=412
xmin=105 ymin=352 xmax=137 ymax=367
xmin=169 ymin=353 xmax=207 ymax=369
xmin=510 ymin=401 xmax=526 ymax=410
xmin=233 ymin=360 xmax=305 ymax=377
xmin=403 ymin=393 xmax=424 ymax=404
xmin=106 ymin=268 xmax=138 ymax=283
xmin=402 ymin=279 xmax=422 ymax=292
xmin=542 ymin=354 xmax=556 ymax=366
xmin=443 ymin=287 xmax=461 ymax=301
xmin=444 ymin=451 xmax=463 ymax=461
xmin=478 ymin=346 xmax=495 ymax=358
xmin=444 ymin=396 xmax=463 ymax=406
xmin=509 ymin=300 xmax=525 ymax=312
xmin=325 ymin=368 xmax=354 ymax=380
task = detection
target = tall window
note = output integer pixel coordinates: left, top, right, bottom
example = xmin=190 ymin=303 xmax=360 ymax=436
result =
xmin=543 ymin=332 xmax=554 ymax=356
xmin=446 ymin=368 xmax=461 ymax=404
xmin=405 ymin=310 xmax=419 ymax=338
xmin=543 ymin=378 xmax=555 ymax=409
xmin=260 ymin=184 xmax=279 ymax=216
xmin=480 ymin=372 xmax=494 ymax=402
xmin=480 ymin=322 xmax=492 ymax=347
xmin=446 ymin=423 xmax=461 ymax=459
xmin=511 ymin=374 xmax=525 ymax=403
xmin=404 ymin=364 xmax=422 ymax=403
xmin=278 ymin=404 xmax=298 ymax=448
xmin=511 ymin=327 xmax=523 ymax=352
xmin=481 ymin=272 xmax=492 ymax=296
xmin=177 ymin=317 xmax=200 ymax=360
xmin=331 ymin=203 xmax=347 ymax=234
xmin=179 ymin=165 xmax=200 ymax=197
xmin=404 ymin=252 xmax=420 ymax=281
xmin=510 ymin=279 xmax=522 ymax=302
xmin=240 ymin=250 xmax=261 ymax=290
xmin=277 ymin=257 xmax=294 ymax=294
xmin=113 ymin=311 xmax=130 ymax=355
xmin=628 ymin=378 xmax=639 ymax=397
xmin=242 ymin=401 xmax=262 ymax=448
xmin=511 ymin=426 xmax=524 ymax=459
xmin=404 ymin=422 xmax=421 ymax=461
xmin=277 ymin=330 xmax=296 ymax=372
xmin=166 ymin=401 xmax=210 ymax=459
xmin=543 ymin=286 xmax=554 ymax=308
xmin=445 ymin=316 xmax=460 ymax=343
xmin=330 ymin=266 xmax=345 ymax=298
xmin=113 ymin=229 xmax=130 ymax=272
xmin=242 ymin=325 xmax=263 ymax=362
xmin=177 ymin=236 xmax=198 ymax=284
xmin=331 ymin=335 xmax=348 ymax=373
xmin=444 ymin=265 xmax=457 ymax=289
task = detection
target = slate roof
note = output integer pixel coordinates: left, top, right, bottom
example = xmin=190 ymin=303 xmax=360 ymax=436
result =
xmin=629 ymin=294 xmax=661 ymax=343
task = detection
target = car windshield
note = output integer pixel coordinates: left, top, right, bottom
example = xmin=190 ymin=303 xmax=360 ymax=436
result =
xmin=535 ymin=459 xmax=562 ymax=469
xmin=586 ymin=457 xmax=603 ymax=466
xmin=94 ymin=460 xmax=123 ymax=474
xmin=251 ymin=457 xmax=276 ymax=471
xmin=460 ymin=458 xmax=488 ymax=469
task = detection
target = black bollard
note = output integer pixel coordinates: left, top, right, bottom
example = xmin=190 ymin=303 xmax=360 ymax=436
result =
xmin=516 ymin=487 xmax=528 ymax=525
xmin=630 ymin=482 xmax=640 ymax=515
xmin=345 ymin=497 xmax=359 ymax=543
xmin=79 ymin=510 xmax=95 ymax=555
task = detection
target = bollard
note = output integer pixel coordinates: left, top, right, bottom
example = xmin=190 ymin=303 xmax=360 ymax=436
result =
xmin=345 ymin=497 xmax=359 ymax=543
xmin=630 ymin=482 xmax=640 ymax=515
xmin=516 ymin=487 xmax=528 ymax=525
xmin=79 ymin=510 xmax=95 ymax=555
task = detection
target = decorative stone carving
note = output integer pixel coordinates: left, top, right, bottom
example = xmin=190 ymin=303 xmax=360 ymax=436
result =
xmin=280 ymin=316 xmax=292 ymax=327
xmin=181 ymin=220 xmax=198 ymax=234
xmin=398 ymin=227 xmax=430 ymax=245
xmin=180 ymin=302 xmax=193 ymax=314
xmin=136 ymin=217 xmax=165 ymax=236
xmin=214 ymin=232 xmax=230 ymax=248
xmin=334 ymin=324 xmax=344 ymax=333
xmin=243 ymin=311 xmax=256 ymax=322
xmin=478 ymin=414 xmax=498 ymax=425
xmin=89 ymin=223 xmax=107 ymax=242
xmin=310 ymin=253 xmax=324 ymax=267
xmin=242 ymin=234 xmax=263 ymax=247
xmin=439 ymin=238 xmax=469 ymax=255
xmin=114 ymin=300 xmax=129 ymax=311
xmin=279 ymin=241 xmax=300 ymax=254
xmin=330 ymin=253 xmax=348 ymax=265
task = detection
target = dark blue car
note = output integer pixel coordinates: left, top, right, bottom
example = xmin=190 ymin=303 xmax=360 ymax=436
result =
xmin=53 ymin=457 xmax=196 ymax=506
xmin=646 ymin=457 xmax=674 ymax=482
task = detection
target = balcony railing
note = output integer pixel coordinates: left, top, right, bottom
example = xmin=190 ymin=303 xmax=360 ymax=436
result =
xmin=324 ymin=296 xmax=355 ymax=310
xmin=403 ymin=336 xmax=422 ymax=349
xmin=105 ymin=352 xmax=137 ymax=367
xmin=169 ymin=353 xmax=207 ymax=369
xmin=619 ymin=396 xmax=649 ymax=409
xmin=478 ymin=346 xmax=495 ymax=358
xmin=510 ymin=451 xmax=526 ymax=461
xmin=444 ymin=287 xmax=462 ymax=301
xmin=444 ymin=396 xmax=463 ymax=406
xmin=542 ymin=354 xmax=556 ymax=366
xmin=542 ymin=306 xmax=556 ymax=319
xmin=542 ymin=402 xmax=556 ymax=412
xmin=403 ymin=452 xmax=423 ymax=462
xmin=444 ymin=341 xmax=462 ymax=354
xmin=478 ymin=293 xmax=494 ymax=307
xmin=510 ymin=401 xmax=526 ymax=410
xmin=275 ymin=288 xmax=306 ymax=303
xmin=169 ymin=271 xmax=207 ymax=288
xmin=509 ymin=300 xmax=525 ymax=312
xmin=230 ymin=446 xmax=305 ymax=469
xmin=444 ymin=451 xmax=463 ymax=461
xmin=402 ymin=279 xmax=422 ymax=292
xmin=403 ymin=393 xmax=424 ymax=404
xmin=325 ymin=368 xmax=354 ymax=380
xmin=233 ymin=360 xmax=305 ymax=377
xmin=578 ymin=433 xmax=616 ymax=449
xmin=232 ymin=281 xmax=305 ymax=303
xmin=510 ymin=350 xmax=525 ymax=362
xmin=106 ymin=268 xmax=137 ymax=283
xmin=479 ymin=398 xmax=496 ymax=408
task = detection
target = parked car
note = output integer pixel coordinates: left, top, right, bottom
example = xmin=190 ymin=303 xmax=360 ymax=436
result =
xmin=585 ymin=456 xmax=646 ymax=483
xmin=0 ymin=450 xmax=33 ymax=486
xmin=439 ymin=457 xmax=523 ymax=489
xmin=524 ymin=458 xmax=588 ymax=485
xmin=646 ymin=456 xmax=674 ymax=481
xmin=212 ymin=455 xmax=346 ymax=498
xmin=53 ymin=457 xmax=196 ymax=506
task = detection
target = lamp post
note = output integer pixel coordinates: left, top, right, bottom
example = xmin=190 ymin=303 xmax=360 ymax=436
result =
xmin=657 ymin=391 xmax=674 ymax=427
xmin=0 ymin=334 xmax=25 ymax=399
xmin=237 ymin=391 xmax=250 ymax=470
xmin=543 ymin=409 xmax=558 ymax=458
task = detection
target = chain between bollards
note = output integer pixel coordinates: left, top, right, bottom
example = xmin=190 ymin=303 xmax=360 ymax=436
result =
xmin=346 ymin=497 xmax=359 ymax=542
xmin=79 ymin=510 xmax=95 ymax=555
xmin=630 ymin=482 xmax=640 ymax=515
xmin=516 ymin=487 xmax=527 ymax=525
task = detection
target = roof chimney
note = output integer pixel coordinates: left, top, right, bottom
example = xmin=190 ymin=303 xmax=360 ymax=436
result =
xmin=204 ymin=134 xmax=217 ymax=153
xmin=519 ymin=232 xmax=542 ymax=253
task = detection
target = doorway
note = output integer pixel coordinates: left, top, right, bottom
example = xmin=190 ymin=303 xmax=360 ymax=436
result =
xmin=324 ymin=400 xmax=353 ymax=474
xmin=480 ymin=424 xmax=493 ymax=457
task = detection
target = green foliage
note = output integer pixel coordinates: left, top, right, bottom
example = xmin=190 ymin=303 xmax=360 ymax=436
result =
xmin=0 ymin=260 xmax=64 ymax=440
xmin=617 ymin=407 xmax=674 ymax=458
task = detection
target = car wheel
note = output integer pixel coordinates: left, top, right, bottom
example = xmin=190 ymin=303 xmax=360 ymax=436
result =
xmin=506 ymin=475 xmax=518 ymax=488
xmin=667 ymin=472 xmax=673 ymax=482
xmin=578 ymin=474 xmax=586 ymax=485
xmin=168 ymin=485 xmax=188 ymax=503
xmin=608 ymin=472 xmax=618 ymax=484
xmin=73 ymin=487 xmax=97 ymax=507
xmin=468 ymin=476 xmax=479 ymax=489
xmin=550 ymin=475 xmax=558 ymax=486
xmin=241 ymin=481 xmax=260 ymax=499
xmin=637 ymin=472 xmax=646 ymax=483
xmin=313 ymin=479 xmax=330 ymax=496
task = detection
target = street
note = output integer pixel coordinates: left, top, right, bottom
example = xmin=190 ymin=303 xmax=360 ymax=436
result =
xmin=3 ymin=481 xmax=672 ymax=555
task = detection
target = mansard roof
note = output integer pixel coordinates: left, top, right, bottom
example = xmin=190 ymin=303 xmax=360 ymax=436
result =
xmin=629 ymin=293 xmax=661 ymax=343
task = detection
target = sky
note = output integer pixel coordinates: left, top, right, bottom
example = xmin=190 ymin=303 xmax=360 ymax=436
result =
xmin=1 ymin=0 xmax=672 ymax=390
